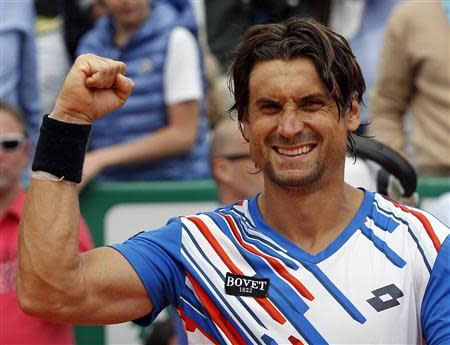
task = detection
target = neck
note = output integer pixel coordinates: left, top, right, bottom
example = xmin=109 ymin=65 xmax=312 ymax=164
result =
xmin=258 ymin=177 xmax=364 ymax=255
xmin=0 ymin=184 xmax=21 ymax=220
xmin=114 ymin=10 xmax=150 ymax=47
xmin=218 ymin=187 xmax=242 ymax=206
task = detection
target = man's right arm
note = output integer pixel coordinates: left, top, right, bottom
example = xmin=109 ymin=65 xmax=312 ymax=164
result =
xmin=17 ymin=54 xmax=153 ymax=324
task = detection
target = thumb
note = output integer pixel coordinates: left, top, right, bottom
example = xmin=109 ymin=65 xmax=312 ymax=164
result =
xmin=114 ymin=74 xmax=134 ymax=106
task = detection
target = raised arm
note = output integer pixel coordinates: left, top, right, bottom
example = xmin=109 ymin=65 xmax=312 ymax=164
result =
xmin=17 ymin=54 xmax=153 ymax=324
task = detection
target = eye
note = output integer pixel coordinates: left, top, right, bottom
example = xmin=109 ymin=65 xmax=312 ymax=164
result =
xmin=302 ymin=100 xmax=325 ymax=112
xmin=260 ymin=102 xmax=281 ymax=114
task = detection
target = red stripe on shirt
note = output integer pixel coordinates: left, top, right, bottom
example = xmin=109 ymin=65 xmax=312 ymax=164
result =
xmin=385 ymin=197 xmax=441 ymax=251
xmin=187 ymin=216 xmax=286 ymax=324
xmin=222 ymin=214 xmax=314 ymax=301
xmin=176 ymin=306 xmax=219 ymax=345
xmin=289 ymin=335 xmax=305 ymax=345
xmin=186 ymin=271 xmax=246 ymax=344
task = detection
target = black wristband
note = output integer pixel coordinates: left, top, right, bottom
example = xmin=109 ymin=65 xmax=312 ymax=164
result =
xmin=32 ymin=115 xmax=92 ymax=183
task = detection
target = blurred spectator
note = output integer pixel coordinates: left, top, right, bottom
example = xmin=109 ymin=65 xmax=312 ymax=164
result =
xmin=0 ymin=100 xmax=94 ymax=345
xmin=204 ymin=52 xmax=234 ymax=127
xmin=369 ymin=1 xmax=450 ymax=176
xmin=210 ymin=117 xmax=263 ymax=204
xmin=61 ymin=0 xmax=107 ymax=61
xmin=0 ymin=1 xmax=41 ymax=148
xmin=35 ymin=0 xmax=71 ymax=113
xmin=330 ymin=0 xmax=397 ymax=126
xmin=205 ymin=0 xmax=331 ymax=72
xmin=76 ymin=0 xmax=210 ymax=185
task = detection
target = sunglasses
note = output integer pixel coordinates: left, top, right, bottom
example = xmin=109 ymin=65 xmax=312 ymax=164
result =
xmin=0 ymin=134 xmax=26 ymax=152
xmin=222 ymin=153 xmax=251 ymax=161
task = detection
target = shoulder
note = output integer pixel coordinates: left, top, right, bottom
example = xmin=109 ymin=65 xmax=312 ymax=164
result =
xmin=168 ymin=26 xmax=197 ymax=49
xmin=372 ymin=193 xmax=450 ymax=265
xmin=77 ymin=16 xmax=111 ymax=51
xmin=180 ymin=200 xmax=248 ymax=231
xmin=0 ymin=1 xmax=34 ymax=31
xmin=389 ymin=1 xmax=436 ymax=30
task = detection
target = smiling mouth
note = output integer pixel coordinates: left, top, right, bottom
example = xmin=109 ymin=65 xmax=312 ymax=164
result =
xmin=275 ymin=144 xmax=316 ymax=156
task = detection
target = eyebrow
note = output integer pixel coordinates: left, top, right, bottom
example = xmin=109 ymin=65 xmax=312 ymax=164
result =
xmin=297 ymin=92 xmax=331 ymax=103
xmin=255 ymin=92 xmax=332 ymax=106
xmin=255 ymin=97 xmax=280 ymax=106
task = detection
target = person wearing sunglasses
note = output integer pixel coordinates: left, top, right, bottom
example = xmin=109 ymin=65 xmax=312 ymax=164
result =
xmin=210 ymin=117 xmax=263 ymax=205
xmin=0 ymin=100 xmax=94 ymax=345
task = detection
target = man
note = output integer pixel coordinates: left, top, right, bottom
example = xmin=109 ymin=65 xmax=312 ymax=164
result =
xmin=369 ymin=1 xmax=450 ymax=176
xmin=210 ymin=117 xmax=264 ymax=204
xmin=76 ymin=0 xmax=210 ymax=186
xmin=0 ymin=101 xmax=94 ymax=344
xmin=18 ymin=18 xmax=449 ymax=344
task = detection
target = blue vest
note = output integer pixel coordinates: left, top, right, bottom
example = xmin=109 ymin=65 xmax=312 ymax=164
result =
xmin=77 ymin=1 xmax=210 ymax=181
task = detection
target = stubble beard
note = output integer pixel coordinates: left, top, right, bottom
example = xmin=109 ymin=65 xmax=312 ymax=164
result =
xmin=263 ymin=160 xmax=325 ymax=192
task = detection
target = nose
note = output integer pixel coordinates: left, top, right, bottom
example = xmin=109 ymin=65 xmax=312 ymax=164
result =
xmin=277 ymin=107 xmax=306 ymax=139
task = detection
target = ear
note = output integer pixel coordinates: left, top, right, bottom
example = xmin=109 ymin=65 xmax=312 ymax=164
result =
xmin=346 ymin=99 xmax=360 ymax=132
xmin=241 ymin=115 xmax=250 ymax=142
xmin=212 ymin=158 xmax=233 ymax=185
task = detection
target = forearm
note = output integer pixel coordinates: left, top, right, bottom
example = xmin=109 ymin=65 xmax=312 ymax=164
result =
xmin=93 ymin=125 xmax=197 ymax=168
xmin=17 ymin=179 xmax=86 ymax=317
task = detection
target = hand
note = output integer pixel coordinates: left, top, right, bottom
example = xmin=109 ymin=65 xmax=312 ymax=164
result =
xmin=51 ymin=54 xmax=134 ymax=124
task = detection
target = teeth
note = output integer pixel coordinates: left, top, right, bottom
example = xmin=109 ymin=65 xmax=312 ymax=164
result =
xmin=277 ymin=145 xmax=313 ymax=156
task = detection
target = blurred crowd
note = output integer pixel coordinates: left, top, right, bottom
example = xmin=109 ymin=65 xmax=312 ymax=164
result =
xmin=0 ymin=0 xmax=449 ymax=344
xmin=1 ymin=0 xmax=449 ymax=183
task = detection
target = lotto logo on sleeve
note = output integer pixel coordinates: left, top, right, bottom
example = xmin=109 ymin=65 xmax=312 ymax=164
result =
xmin=225 ymin=273 xmax=270 ymax=298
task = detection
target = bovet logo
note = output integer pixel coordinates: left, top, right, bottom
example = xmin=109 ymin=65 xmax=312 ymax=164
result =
xmin=224 ymin=272 xmax=270 ymax=298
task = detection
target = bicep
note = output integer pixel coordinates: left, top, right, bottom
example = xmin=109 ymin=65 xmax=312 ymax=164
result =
xmin=63 ymin=247 xmax=153 ymax=325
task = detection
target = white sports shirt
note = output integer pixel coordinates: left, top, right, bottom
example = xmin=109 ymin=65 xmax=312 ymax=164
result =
xmin=113 ymin=190 xmax=450 ymax=344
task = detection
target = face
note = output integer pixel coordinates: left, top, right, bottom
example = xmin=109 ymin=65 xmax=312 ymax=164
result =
xmin=104 ymin=0 xmax=150 ymax=28
xmin=226 ymin=132 xmax=264 ymax=199
xmin=0 ymin=110 xmax=29 ymax=192
xmin=243 ymin=58 xmax=360 ymax=190
xmin=213 ymin=123 xmax=264 ymax=201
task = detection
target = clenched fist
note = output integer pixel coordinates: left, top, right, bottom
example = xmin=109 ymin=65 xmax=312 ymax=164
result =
xmin=50 ymin=54 xmax=134 ymax=124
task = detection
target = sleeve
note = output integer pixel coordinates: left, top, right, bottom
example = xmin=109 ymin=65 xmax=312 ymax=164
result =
xmin=164 ymin=27 xmax=203 ymax=104
xmin=110 ymin=218 xmax=186 ymax=326
xmin=368 ymin=4 xmax=414 ymax=156
xmin=421 ymin=235 xmax=450 ymax=345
